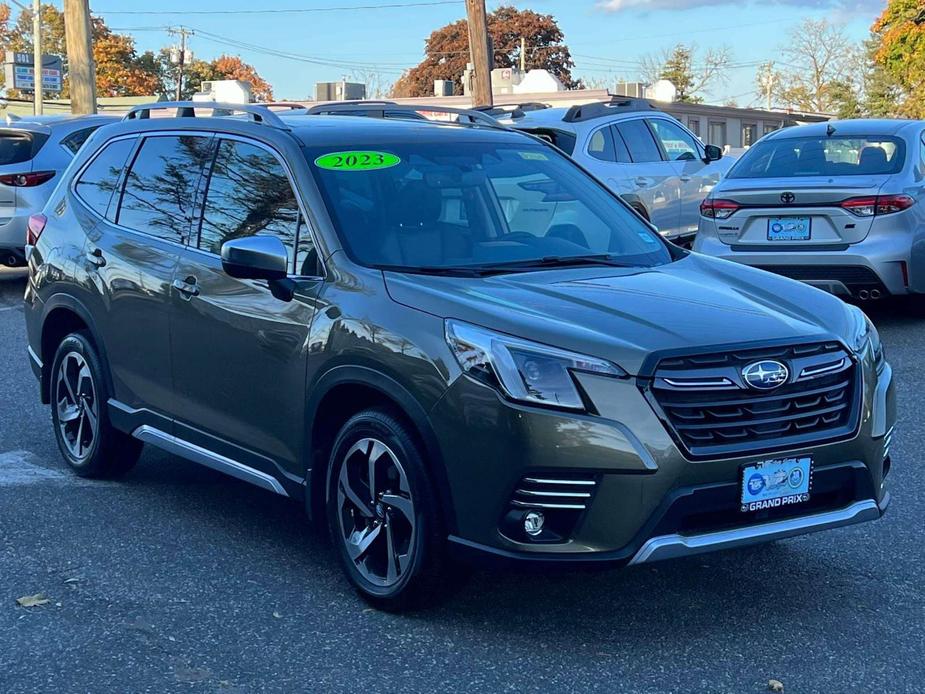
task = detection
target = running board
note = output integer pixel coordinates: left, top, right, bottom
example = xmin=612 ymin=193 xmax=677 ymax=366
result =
xmin=132 ymin=425 xmax=289 ymax=497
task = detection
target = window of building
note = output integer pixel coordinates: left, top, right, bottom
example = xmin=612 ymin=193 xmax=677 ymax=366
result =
xmin=199 ymin=139 xmax=313 ymax=275
xmin=708 ymin=121 xmax=727 ymax=148
xmin=688 ymin=118 xmax=701 ymax=138
xmin=764 ymin=123 xmax=780 ymax=136
xmin=116 ymin=135 xmax=213 ymax=242
xmin=742 ymin=123 xmax=758 ymax=148
xmin=74 ymin=137 xmax=136 ymax=220
xmin=615 ymin=119 xmax=663 ymax=163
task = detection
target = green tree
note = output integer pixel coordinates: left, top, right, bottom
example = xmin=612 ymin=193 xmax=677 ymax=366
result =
xmin=871 ymin=0 xmax=925 ymax=117
xmin=392 ymin=5 xmax=575 ymax=97
xmin=641 ymin=43 xmax=730 ymax=103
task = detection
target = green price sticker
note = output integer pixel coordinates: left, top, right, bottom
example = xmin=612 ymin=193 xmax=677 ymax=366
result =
xmin=314 ymin=151 xmax=401 ymax=171
xmin=518 ymin=151 xmax=549 ymax=161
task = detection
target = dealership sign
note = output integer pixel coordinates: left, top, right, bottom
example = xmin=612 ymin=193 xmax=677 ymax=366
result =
xmin=4 ymin=52 xmax=63 ymax=94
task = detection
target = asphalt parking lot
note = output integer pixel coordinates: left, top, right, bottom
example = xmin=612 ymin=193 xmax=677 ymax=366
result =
xmin=0 ymin=266 xmax=922 ymax=694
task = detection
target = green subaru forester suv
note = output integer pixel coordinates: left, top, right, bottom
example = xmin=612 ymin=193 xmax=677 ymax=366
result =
xmin=22 ymin=102 xmax=894 ymax=609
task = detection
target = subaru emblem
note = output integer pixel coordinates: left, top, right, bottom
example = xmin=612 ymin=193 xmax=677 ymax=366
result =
xmin=742 ymin=360 xmax=789 ymax=390
xmin=780 ymin=192 xmax=795 ymax=204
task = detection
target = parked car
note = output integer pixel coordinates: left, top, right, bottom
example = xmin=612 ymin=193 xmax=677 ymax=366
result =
xmin=497 ymin=98 xmax=734 ymax=245
xmin=0 ymin=113 xmax=117 ymax=267
xmin=24 ymin=102 xmax=894 ymax=609
xmin=695 ymin=119 xmax=925 ymax=303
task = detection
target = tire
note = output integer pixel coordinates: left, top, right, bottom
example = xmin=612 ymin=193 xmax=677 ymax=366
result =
xmin=326 ymin=408 xmax=449 ymax=611
xmin=49 ymin=331 xmax=142 ymax=478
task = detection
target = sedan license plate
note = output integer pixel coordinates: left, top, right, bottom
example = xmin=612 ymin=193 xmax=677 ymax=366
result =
xmin=767 ymin=217 xmax=811 ymax=241
xmin=740 ymin=457 xmax=812 ymax=512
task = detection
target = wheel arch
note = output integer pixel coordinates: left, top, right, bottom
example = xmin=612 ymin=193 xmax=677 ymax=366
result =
xmin=305 ymin=365 xmax=456 ymax=534
xmin=38 ymin=294 xmax=110 ymax=405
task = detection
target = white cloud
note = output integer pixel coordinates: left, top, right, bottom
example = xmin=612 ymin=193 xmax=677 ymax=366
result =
xmin=597 ymin=0 xmax=882 ymax=12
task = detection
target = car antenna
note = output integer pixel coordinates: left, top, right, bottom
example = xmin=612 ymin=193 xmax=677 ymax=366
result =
xmin=826 ymin=123 xmax=836 ymax=137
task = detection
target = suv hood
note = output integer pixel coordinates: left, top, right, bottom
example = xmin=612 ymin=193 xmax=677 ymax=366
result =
xmin=384 ymin=254 xmax=854 ymax=375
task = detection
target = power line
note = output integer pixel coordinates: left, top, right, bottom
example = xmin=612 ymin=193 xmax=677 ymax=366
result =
xmin=93 ymin=1 xmax=463 ymax=16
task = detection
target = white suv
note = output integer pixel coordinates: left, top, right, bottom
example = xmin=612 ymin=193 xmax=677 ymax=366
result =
xmin=500 ymin=99 xmax=733 ymax=244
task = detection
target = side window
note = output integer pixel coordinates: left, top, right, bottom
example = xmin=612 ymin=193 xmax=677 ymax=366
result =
xmin=61 ymin=127 xmax=99 ymax=155
xmin=116 ymin=135 xmax=213 ymax=243
xmin=648 ymin=119 xmax=700 ymax=161
xmin=587 ymin=127 xmax=615 ymax=161
xmin=73 ymin=137 xmax=135 ymax=220
xmin=614 ymin=120 xmax=663 ymax=163
xmin=199 ymin=139 xmax=312 ymax=275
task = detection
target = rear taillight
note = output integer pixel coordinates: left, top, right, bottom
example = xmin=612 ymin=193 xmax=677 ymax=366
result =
xmin=26 ymin=213 xmax=46 ymax=246
xmin=0 ymin=170 xmax=56 ymax=187
xmin=700 ymin=198 xmax=740 ymax=219
xmin=840 ymin=194 xmax=914 ymax=217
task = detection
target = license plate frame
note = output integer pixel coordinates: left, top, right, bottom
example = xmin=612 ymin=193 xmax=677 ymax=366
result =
xmin=767 ymin=216 xmax=811 ymax=241
xmin=740 ymin=457 xmax=813 ymax=512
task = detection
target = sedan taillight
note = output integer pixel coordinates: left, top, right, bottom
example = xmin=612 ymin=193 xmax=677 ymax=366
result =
xmin=700 ymin=198 xmax=740 ymax=219
xmin=840 ymin=194 xmax=914 ymax=217
xmin=0 ymin=170 xmax=56 ymax=187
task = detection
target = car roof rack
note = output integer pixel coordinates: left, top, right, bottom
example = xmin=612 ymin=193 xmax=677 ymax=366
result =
xmin=123 ymin=101 xmax=289 ymax=129
xmin=473 ymin=102 xmax=550 ymax=120
xmin=562 ymin=97 xmax=657 ymax=123
xmin=305 ymin=101 xmax=506 ymax=129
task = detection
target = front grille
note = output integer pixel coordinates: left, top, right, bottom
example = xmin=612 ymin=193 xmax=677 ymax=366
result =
xmin=647 ymin=342 xmax=861 ymax=459
xmin=755 ymin=265 xmax=887 ymax=293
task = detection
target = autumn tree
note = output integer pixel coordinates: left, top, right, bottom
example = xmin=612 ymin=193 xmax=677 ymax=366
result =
xmin=641 ymin=44 xmax=730 ymax=103
xmin=392 ymin=5 xmax=575 ymax=97
xmin=765 ymin=19 xmax=861 ymax=114
xmin=211 ymin=55 xmax=273 ymax=101
xmin=871 ymin=0 xmax=925 ymax=118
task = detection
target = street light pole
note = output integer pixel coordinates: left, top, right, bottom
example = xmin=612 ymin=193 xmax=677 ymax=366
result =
xmin=32 ymin=0 xmax=42 ymax=115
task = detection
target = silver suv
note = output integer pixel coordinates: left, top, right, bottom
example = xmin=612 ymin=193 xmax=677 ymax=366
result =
xmin=501 ymin=98 xmax=733 ymax=244
xmin=0 ymin=114 xmax=116 ymax=267
xmin=695 ymin=119 xmax=925 ymax=302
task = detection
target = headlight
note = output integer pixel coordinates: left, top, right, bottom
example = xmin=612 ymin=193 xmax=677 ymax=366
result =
xmin=846 ymin=304 xmax=882 ymax=363
xmin=445 ymin=320 xmax=625 ymax=411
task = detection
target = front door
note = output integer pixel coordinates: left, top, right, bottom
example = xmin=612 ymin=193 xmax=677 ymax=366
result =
xmin=169 ymin=137 xmax=322 ymax=478
xmin=647 ymin=118 xmax=712 ymax=238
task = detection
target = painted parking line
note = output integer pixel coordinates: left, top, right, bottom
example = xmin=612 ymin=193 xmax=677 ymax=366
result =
xmin=0 ymin=450 xmax=91 ymax=487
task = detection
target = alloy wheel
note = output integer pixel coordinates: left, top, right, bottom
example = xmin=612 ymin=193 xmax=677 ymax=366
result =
xmin=55 ymin=351 xmax=98 ymax=461
xmin=336 ymin=437 xmax=416 ymax=588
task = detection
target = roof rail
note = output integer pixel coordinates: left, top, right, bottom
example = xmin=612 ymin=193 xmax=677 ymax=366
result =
xmin=305 ymin=101 xmax=507 ymax=129
xmin=123 ymin=101 xmax=289 ymax=129
xmin=562 ymin=97 xmax=657 ymax=123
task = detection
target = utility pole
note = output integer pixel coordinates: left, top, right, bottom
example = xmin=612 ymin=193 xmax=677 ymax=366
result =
xmin=169 ymin=27 xmax=194 ymax=101
xmin=465 ymin=0 xmax=492 ymax=108
xmin=32 ymin=0 xmax=42 ymax=115
xmin=519 ymin=37 xmax=526 ymax=73
xmin=63 ymin=0 xmax=97 ymax=114
xmin=763 ymin=62 xmax=775 ymax=111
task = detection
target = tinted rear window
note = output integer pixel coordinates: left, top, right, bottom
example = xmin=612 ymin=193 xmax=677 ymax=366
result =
xmin=0 ymin=131 xmax=49 ymax=166
xmin=74 ymin=137 xmax=135 ymax=219
xmin=729 ymin=135 xmax=905 ymax=178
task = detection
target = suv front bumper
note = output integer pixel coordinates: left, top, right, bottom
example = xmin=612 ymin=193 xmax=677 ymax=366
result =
xmin=430 ymin=352 xmax=894 ymax=568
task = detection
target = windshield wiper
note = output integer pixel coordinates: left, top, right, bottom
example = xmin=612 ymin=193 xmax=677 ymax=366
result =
xmin=377 ymin=264 xmax=490 ymax=277
xmin=471 ymin=255 xmax=640 ymax=273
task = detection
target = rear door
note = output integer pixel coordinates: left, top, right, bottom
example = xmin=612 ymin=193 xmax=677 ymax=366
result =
xmin=613 ymin=118 xmax=682 ymax=237
xmin=169 ymin=136 xmax=321 ymax=477
xmin=83 ymin=133 xmax=213 ymax=422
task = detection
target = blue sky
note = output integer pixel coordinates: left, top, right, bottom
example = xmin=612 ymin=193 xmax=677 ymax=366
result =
xmin=77 ymin=0 xmax=884 ymax=104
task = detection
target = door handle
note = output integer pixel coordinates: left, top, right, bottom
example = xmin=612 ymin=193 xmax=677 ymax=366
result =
xmin=85 ymin=247 xmax=106 ymax=267
xmin=680 ymin=175 xmax=693 ymax=182
xmin=634 ymin=177 xmax=649 ymax=187
xmin=172 ymin=276 xmax=200 ymax=299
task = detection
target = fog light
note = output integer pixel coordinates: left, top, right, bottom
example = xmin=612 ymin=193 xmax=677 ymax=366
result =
xmin=523 ymin=511 xmax=545 ymax=537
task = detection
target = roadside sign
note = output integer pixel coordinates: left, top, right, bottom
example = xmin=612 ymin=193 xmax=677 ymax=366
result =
xmin=4 ymin=51 xmax=64 ymax=94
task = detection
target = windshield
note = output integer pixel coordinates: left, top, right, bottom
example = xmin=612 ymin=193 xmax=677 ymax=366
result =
xmin=728 ymin=134 xmax=905 ymax=179
xmin=305 ymin=140 xmax=670 ymax=272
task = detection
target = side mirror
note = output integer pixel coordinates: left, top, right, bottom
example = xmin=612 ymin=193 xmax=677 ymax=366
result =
xmin=704 ymin=144 xmax=723 ymax=162
xmin=221 ymin=236 xmax=289 ymax=281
